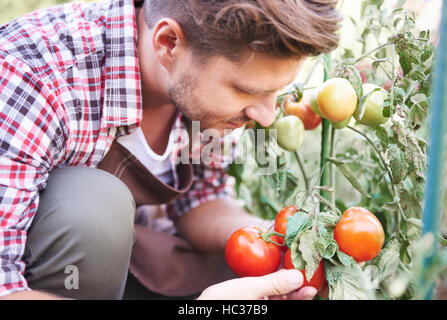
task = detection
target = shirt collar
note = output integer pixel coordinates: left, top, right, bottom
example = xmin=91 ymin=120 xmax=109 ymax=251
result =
xmin=102 ymin=0 xmax=143 ymax=129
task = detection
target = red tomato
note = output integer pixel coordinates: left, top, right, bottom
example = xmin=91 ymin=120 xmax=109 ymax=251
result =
xmin=284 ymin=95 xmax=322 ymax=130
xmin=284 ymin=249 xmax=327 ymax=292
xmin=383 ymin=79 xmax=392 ymax=91
xmin=274 ymin=206 xmax=298 ymax=248
xmin=334 ymin=207 xmax=385 ymax=262
xmin=225 ymin=226 xmax=282 ymax=277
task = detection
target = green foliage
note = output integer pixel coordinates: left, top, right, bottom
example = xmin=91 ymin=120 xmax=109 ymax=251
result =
xmin=227 ymin=0 xmax=447 ymax=300
xmin=0 ymin=0 xmax=95 ymax=25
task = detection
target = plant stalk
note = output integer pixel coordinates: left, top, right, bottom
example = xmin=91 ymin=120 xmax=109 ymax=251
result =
xmin=319 ymin=53 xmax=332 ymax=212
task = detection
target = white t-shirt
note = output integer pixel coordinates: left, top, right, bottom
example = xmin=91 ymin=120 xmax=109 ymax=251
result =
xmin=116 ymin=126 xmax=174 ymax=186
xmin=116 ymin=126 xmax=177 ymax=234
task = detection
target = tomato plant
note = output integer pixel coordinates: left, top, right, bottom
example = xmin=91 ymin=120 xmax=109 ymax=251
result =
xmin=284 ymin=248 xmax=327 ymax=292
xmin=227 ymin=0 xmax=446 ymax=300
xmin=225 ymin=226 xmax=281 ymax=278
xmin=334 ymin=207 xmax=385 ymax=262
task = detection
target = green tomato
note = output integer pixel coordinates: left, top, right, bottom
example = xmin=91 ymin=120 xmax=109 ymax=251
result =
xmin=308 ymin=89 xmax=324 ymax=117
xmin=353 ymin=83 xmax=389 ymax=127
xmin=331 ymin=116 xmax=352 ymax=129
xmin=272 ymin=115 xmax=305 ymax=151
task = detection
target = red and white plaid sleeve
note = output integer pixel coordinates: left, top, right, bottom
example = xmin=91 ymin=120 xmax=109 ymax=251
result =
xmin=0 ymin=56 xmax=66 ymax=297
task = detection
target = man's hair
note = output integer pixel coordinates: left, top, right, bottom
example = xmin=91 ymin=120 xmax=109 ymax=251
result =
xmin=144 ymin=0 xmax=343 ymax=60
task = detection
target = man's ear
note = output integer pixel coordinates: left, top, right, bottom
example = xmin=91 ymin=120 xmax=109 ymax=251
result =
xmin=152 ymin=18 xmax=186 ymax=72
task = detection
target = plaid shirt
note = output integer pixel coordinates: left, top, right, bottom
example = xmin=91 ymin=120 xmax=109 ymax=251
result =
xmin=0 ymin=0 xmax=238 ymax=297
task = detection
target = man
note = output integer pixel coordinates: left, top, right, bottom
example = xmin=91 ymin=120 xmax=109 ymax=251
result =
xmin=0 ymin=0 xmax=342 ymax=299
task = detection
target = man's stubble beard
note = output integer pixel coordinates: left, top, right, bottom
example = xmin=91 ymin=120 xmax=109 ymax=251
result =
xmin=167 ymin=72 xmax=216 ymax=130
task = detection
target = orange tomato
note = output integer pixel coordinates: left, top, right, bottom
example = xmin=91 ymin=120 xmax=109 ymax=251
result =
xmin=334 ymin=207 xmax=385 ymax=262
xmin=316 ymin=78 xmax=358 ymax=122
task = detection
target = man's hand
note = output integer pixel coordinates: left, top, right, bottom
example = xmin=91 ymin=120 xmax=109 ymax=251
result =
xmin=197 ymin=269 xmax=318 ymax=300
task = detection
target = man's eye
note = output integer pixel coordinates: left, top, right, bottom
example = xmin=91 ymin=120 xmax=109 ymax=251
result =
xmin=236 ymin=87 xmax=250 ymax=94
xmin=236 ymin=87 xmax=260 ymax=96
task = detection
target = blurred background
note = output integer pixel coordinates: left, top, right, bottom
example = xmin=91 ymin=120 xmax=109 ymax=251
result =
xmin=0 ymin=0 xmax=94 ymax=25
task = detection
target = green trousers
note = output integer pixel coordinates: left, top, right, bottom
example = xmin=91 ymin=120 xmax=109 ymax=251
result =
xmin=23 ymin=166 xmax=136 ymax=299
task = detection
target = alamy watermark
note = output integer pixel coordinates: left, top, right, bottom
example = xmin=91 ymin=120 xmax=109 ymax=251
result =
xmin=64 ymin=265 xmax=79 ymax=290
xmin=172 ymin=121 xmax=279 ymax=175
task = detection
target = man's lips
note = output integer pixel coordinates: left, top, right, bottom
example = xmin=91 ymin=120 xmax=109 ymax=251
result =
xmin=227 ymin=121 xmax=246 ymax=128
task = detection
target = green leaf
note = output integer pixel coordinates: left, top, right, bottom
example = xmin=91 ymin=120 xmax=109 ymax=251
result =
xmin=340 ymin=65 xmax=364 ymax=107
xmin=375 ymin=126 xmax=389 ymax=148
xmin=372 ymin=58 xmax=388 ymax=71
xmin=291 ymin=83 xmax=305 ymax=102
xmin=373 ymin=239 xmax=401 ymax=280
xmin=290 ymin=238 xmax=306 ymax=270
xmin=259 ymin=192 xmax=280 ymax=214
xmin=391 ymin=119 xmax=408 ymax=147
xmin=317 ymin=212 xmax=340 ymax=228
xmin=279 ymin=171 xmax=299 ymax=204
xmin=277 ymin=170 xmax=287 ymax=193
xmin=325 ymin=260 xmax=375 ymax=300
xmin=336 ymin=250 xmax=355 ymax=267
xmin=285 ymin=211 xmax=309 ymax=248
xmin=343 ymin=48 xmax=355 ymax=59
xmin=299 ymin=230 xmax=322 ymax=281
xmin=326 ymin=157 xmax=371 ymax=198
xmin=315 ymin=226 xmax=338 ymax=259
xmin=404 ymin=135 xmax=427 ymax=179
xmin=387 ymin=144 xmax=409 ymax=184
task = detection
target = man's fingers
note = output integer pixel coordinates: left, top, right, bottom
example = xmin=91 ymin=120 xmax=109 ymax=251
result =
xmin=253 ymin=269 xmax=304 ymax=298
xmin=288 ymin=286 xmax=318 ymax=300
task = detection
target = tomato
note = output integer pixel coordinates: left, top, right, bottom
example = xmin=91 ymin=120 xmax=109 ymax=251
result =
xmin=284 ymin=94 xmax=322 ymax=130
xmin=383 ymin=79 xmax=392 ymax=92
xmin=316 ymin=78 xmax=358 ymax=122
xmin=225 ymin=226 xmax=282 ymax=277
xmin=308 ymin=89 xmax=324 ymax=117
xmin=274 ymin=206 xmax=298 ymax=248
xmin=334 ymin=207 xmax=385 ymax=262
xmin=353 ymin=83 xmax=390 ymax=127
xmin=272 ymin=115 xmax=305 ymax=152
xmin=331 ymin=116 xmax=352 ymax=129
xmin=284 ymin=249 xmax=327 ymax=292
xmin=355 ymin=62 xmax=371 ymax=84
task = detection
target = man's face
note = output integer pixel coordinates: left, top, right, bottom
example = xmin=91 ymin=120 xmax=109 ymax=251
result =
xmin=167 ymin=51 xmax=304 ymax=136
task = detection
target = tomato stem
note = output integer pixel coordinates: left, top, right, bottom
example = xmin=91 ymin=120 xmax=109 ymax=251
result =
xmin=294 ymin=151 xmax=310 ymax=194
xmin=259 ymin=229 xmax=286 ymax=247
xmin=353 ymin=42 xmax=392 ymax=65
xmin=319 ymin=54 xmax=332 ymax=212
xmin=329 ymin=126 xmax=337 ymax=209
xmin=346 ymin=125 xmax=394 ymax=186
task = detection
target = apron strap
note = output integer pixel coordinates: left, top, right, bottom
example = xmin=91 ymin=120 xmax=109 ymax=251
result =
xmin=97 ymin=141 xmax=193 ymax=206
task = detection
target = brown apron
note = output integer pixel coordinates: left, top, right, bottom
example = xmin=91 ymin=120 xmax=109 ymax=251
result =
xmin=97 ymin=140 xmax=234 ymax=297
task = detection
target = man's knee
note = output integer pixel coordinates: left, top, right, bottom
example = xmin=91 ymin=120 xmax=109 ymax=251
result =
xmin=25 ymin=166 xmax=136 ymax=299
xmin=37 ymin=166 xmax=136 ymax=244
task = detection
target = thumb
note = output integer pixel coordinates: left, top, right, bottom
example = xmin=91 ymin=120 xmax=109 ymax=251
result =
xmin=251 ymin=269 xmax=304 ymax=298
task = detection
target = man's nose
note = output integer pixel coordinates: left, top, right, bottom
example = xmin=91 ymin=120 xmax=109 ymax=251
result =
xmin=245 ymin=95 xmax=277 ymax=127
